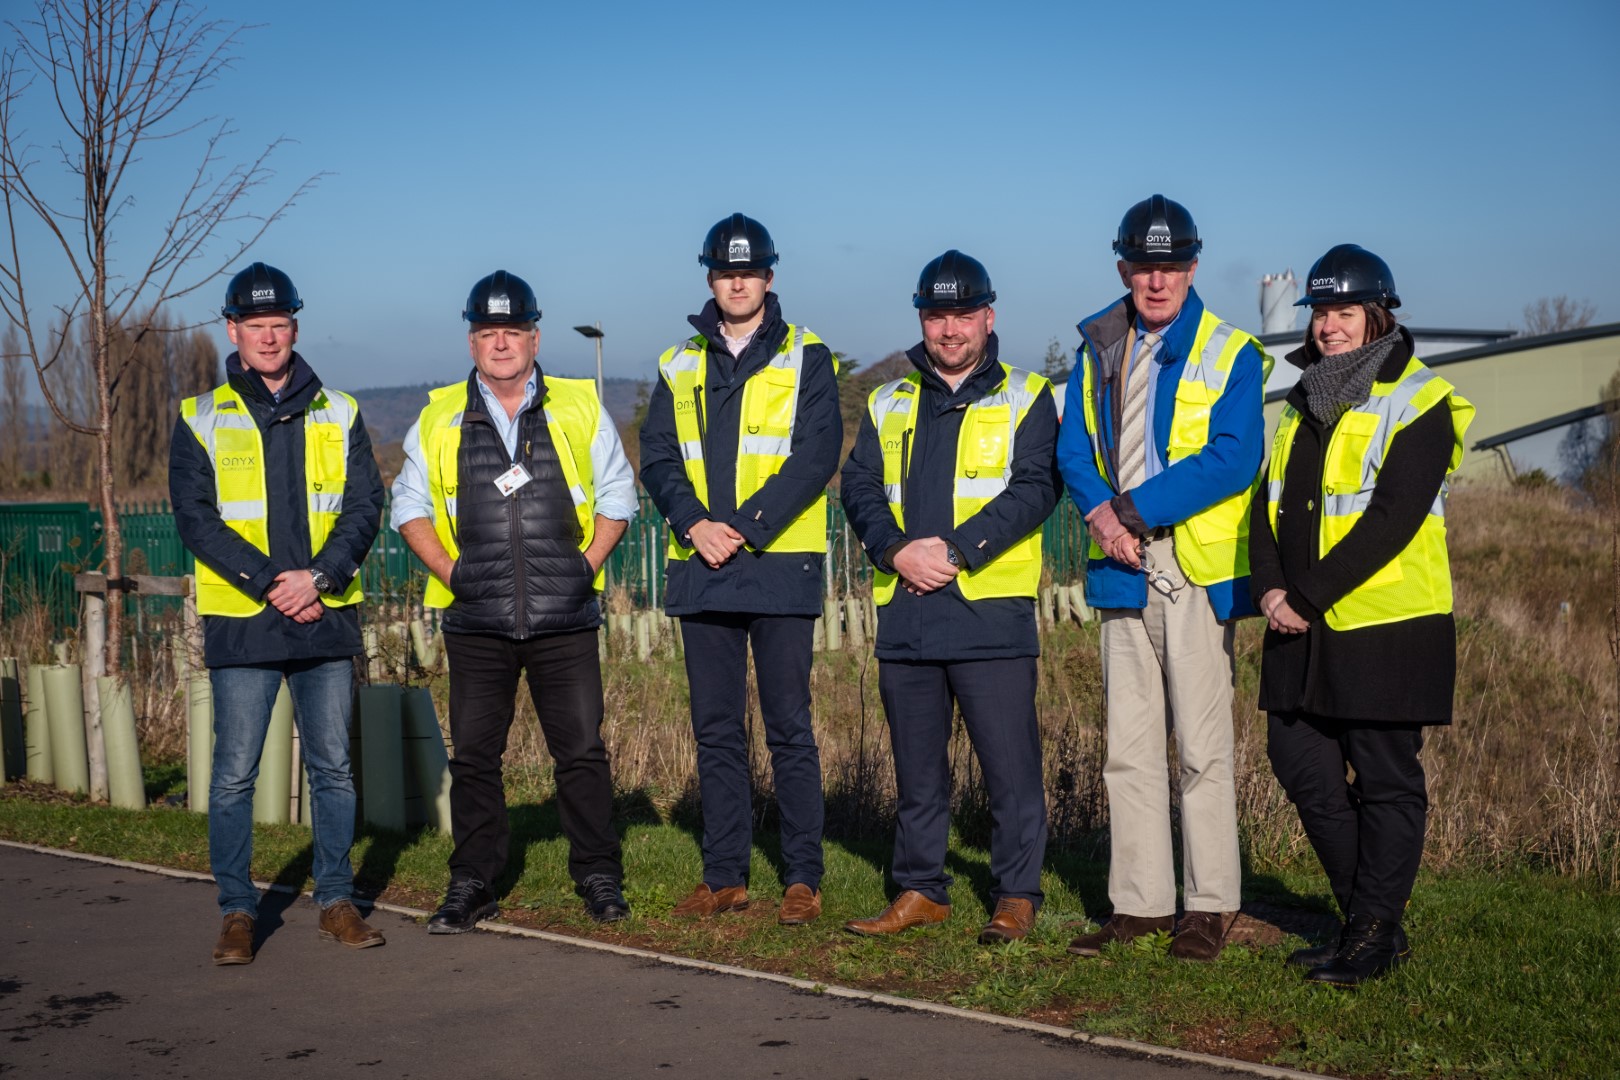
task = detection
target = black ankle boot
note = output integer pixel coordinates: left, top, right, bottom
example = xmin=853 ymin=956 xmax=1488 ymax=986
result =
xmin=1290 ymin=920 xmax=1408 ymax=969
xmin=1305 ymin=913 xmax=1407 ymax=987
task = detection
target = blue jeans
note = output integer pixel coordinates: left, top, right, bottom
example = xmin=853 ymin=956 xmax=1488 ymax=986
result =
xmin=209 ymin=659 xmax=358 ymax=916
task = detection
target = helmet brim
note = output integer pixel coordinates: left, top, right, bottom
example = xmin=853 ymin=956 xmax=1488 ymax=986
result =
xmin=1294 ymin=291 xmax=1400 ymax=310
xmin=1113 ymin=243 xmax=1202 ymax=264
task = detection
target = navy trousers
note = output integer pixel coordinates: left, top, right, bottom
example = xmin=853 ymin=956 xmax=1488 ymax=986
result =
xmin=1266 ymin=712 xmax=1427 ymax=922
xmin=877 ymin=657 xmax=1047 ymax=907
xmin=680 ymin=612 xmax=824 ymax=890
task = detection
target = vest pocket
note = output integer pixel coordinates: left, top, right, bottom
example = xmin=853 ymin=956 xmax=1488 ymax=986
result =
xmin=962 ymin=405 xmax=1011 ymax=473
xmin=1325 ymin=411 xmax=1380 ymax=494
xmin=747 ymin=367 xmax=798 ymax=436
xmin=1169 ymin=382 xmax=1216 ymax=455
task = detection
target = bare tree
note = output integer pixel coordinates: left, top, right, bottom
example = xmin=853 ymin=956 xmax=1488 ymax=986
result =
xmin=0 ymin=1 xmax=319 ymax=678
xmin=1 ymin=322 xmax=25 ymax=484
xmin=1522 ymin=296 xmax=1597 ymax=336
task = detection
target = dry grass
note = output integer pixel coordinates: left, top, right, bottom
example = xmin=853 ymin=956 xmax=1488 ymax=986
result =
xmin=6 ymin=482 xmax=1616 ymax=887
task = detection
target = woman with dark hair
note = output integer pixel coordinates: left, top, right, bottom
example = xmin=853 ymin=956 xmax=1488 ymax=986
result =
xmin=1249 ymin=244 xmax=1474 ymax=987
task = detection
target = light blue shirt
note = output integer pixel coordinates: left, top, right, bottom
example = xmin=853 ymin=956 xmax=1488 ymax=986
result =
xmin=1135 ymin=304 xmax=1187 ymax=482
xmin=390 ymin=368 xmax=637 ymax=528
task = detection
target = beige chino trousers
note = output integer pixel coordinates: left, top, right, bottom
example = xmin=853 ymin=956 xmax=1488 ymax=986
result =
xmin=1098 ymin=535 xmax=1241 ymax=918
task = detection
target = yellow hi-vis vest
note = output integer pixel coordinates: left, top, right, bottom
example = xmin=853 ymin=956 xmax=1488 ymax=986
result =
xmin=416 ymin=376 xmax=602 ymax=609
xmin=180 ymin=383 xmax=362 ymax=616
xmin=1079 ymin=310 xmax=1274 ymax=588
xmin=1266 ymin=355 xmax=1474 ymax=631
xmin=866 ymin=363 xmax=1049 ymax=605
xmin=656 ymin=324 xmax=835 ymax=560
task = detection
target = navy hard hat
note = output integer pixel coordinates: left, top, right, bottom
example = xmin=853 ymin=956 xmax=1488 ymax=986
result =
xmin=913 ymin=250 xmax=996 ymax=310
xmin=1296 ymin=244 xmax=1401 ymax=309
xmin=463 ymin=270 xmax=542 ymax=324
xmin=699 ymin=212 xmax=779 ymax=271
xmin=1112 ymin=194 xmax=1202 ymax=263
xmin=221 ymin=262 xmax=303 ymax=317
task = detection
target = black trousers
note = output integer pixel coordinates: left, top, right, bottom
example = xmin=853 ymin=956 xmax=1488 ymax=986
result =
xmin=1267 ymin=712 xmax=1427 ymax=922
xmin=679 ymin=613 xmax=824 ymax=890
xmin=877 ymin=657 xmax=1047 ymax=906
xmin=443 ymin=629 xmax=622 ymax=887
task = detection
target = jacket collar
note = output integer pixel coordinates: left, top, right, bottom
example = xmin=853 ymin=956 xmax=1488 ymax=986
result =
xmin=226 ymin=351 xmax=320 ymax=413
xmin=1078 ymin=286 xmax=1207 ymax=379
xmin=903 ymin=332 xmax=1003 ymax=407
xmin=463 ymin=363 xmax=546 ymax=423
xmin=688 ymin=292 xmax=788 ymax=375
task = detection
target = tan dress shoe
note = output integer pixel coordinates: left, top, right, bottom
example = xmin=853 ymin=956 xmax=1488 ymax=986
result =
xmin=319 ymin=900 xmax=386 ymax=949
xmin=671 ymin=883 xmax=749 ymax=917
xmin=1168 ymin=910 xmax=1229 ymax=961
xmin=212 ymin=913 xmax=255 ymax=966
xmin=777 ymin=883 xmax=822 ymax=926
xmin=1066 ymin=913 xmax=1173 ymax=957
xmin=844 ymin=890 xmax=950 ymax=936
xmin=978 ymin=897 xmax=1036 ymax=944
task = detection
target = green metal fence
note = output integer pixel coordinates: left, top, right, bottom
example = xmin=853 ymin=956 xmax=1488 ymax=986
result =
xmin=0 ymin=491 xmax=1089 ymax=634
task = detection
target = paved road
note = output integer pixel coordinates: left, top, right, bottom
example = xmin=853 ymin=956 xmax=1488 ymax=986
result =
xmin=0 ymin=844 xmax=1295 ymax=1079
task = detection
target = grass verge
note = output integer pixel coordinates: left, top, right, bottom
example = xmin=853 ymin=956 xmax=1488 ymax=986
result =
xmin=3 ymin=775 xmax=1616 ymax=1079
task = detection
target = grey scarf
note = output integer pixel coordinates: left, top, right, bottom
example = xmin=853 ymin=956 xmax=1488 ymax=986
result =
xmin=1299 ymin=328 xmax=1399 ymax=426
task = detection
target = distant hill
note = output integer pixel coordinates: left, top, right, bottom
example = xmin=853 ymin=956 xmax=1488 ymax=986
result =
xmin=353 ymin=375 xmax=651 ymax=444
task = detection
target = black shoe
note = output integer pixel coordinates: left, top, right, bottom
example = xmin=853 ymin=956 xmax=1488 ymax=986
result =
xmin=428 ymin=878 xmax=497 ymax=935
xmin=579 ymin=873 xmax=630 ymax=923
xmin=1305 ymin=913 xmax=1408 ymax=987
xmin=1289 ymin=922 xmax=1407 ymax=969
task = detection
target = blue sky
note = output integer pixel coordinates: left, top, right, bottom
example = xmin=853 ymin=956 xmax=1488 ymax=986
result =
xmin=8 ymin=0 xmax=1618 ymax=390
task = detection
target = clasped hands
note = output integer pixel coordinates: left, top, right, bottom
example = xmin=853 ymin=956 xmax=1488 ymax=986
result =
xmin=1084 ymin=500 xmax=1142 ymax=570
xmin=1259 ymin=588 xmax=1309 ymax=634
xmin=266 ymin=569 xmax=324 ymax=624
xmin=688 ymin=519 xmax=747 ymax=569
xmin=892 ymin=537 xmax=958 ymax=595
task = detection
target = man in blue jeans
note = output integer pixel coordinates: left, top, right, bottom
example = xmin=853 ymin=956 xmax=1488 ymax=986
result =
xmin=170 ymin=263 xmax=385 ymax=965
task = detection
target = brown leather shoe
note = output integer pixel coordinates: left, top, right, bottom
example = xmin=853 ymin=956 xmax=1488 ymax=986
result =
xmin=1169 ymin=910 xmax=1230 ymax=961
xmin=844 ymin=890 xmax=950 ymax=936
xmin=211 ymin=913 xmax=255 ymax=966
xmin=318 ymin=900 xmax=386 ymax=949
xmin=978 ymin=897 xmax=1036 ymax=944
xmin=671 ymin=882 xmax=749 ymax=917
xmin=1066 ymin=913 xmax=1173 ymax=956
xmin=778 ymin=883 xmax=822 ymax=926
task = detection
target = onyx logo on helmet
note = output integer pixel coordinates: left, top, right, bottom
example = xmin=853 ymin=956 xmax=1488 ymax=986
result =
xmin=463 ymin=269 xmax=542 ymax=325
xmin=1295 ymin=244 xmax=1401 ymax=309
xmin=221 ymin=262 xmax=303 ymax=318
xmin=1112 ymin=194 xmax=1202 ymax=264
xmin=913 ymin=250 xmax=995 ymax=311
xmin=700 ymin=212 xmax=779 ymax=271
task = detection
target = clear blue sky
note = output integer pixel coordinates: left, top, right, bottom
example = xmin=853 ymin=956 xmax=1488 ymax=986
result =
xmin=9 ymin=0 xmax=1619 ymax=390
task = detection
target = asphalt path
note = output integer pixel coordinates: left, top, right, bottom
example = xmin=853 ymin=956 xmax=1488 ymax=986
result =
xmin=0 ymin=844 xmax=1313 ymax=1079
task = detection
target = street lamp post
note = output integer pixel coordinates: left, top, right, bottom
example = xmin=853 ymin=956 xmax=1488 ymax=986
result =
xmin=572 ymin=322 xmax=604 ymax=401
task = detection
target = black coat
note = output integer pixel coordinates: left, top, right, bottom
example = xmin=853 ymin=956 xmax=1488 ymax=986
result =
xmin=1248 ymin=328 xmax=1457 ymax=724
xmin=840 ymin=335 xmax=1062 ymax=662
xmin=170 ymin=353 xmax=384 ymax=667
xmin=639 ymin=293 xmax=843 ymax=617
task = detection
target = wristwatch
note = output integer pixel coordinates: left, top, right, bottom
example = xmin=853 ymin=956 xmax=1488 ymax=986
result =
xmin=944 ymin=543 xmax=962 ymax=567
xmin=308 ymin=568 xmax=334 ymax=594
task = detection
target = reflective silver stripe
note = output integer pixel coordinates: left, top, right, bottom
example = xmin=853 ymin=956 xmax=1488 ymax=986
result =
xmin=448 ymin=410 xmax=465 ymax=428
xmin=1320 ymin=367 xmax=1441 ymax=520
xmin=192 ymin=394 xmax=216 ymax=418
xmin=658 ymin=340 xmax=704 ymax=387
xmin=956 ymin=476 xmax=1006 ymax=499
xmin=1267 ymin=480 xmax=1282 ymax=502
xmin=679 ymin=438 xmax=705 ymax=463
xmin=883 ymin=483 xmax=903 ymax=505
xmin=568 ymin=483 xmax=588 ymax=509
xmin=219 ymin=500 xmax=265 ymax=520
xmin=445 ymin=495 xmax=459 ymax=519
xmin=869 ymin=377 xmax=916 ymax=424
xmin=308 ymin=491 xmax=343 ymax=514
xmin=740 ymin=434 xmax=792 ymax=458
xmin=1181 ymin=321 xmax=1238 ymax=391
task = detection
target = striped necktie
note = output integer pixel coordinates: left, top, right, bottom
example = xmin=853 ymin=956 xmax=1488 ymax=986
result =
xmin=1116 ymin=331 xmax=1160 ymax=492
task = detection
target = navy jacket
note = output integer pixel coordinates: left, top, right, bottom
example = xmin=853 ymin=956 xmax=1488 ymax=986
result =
xmin=169 ymin=353 xmax=384 ymax=667
xmin=840 ymin=335 xmax=1061 ymax=661
xmin=639 ymin=293 xmax=843 ymax=617
xmin=1054 ymin=286 xmax=1267 ymax=619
